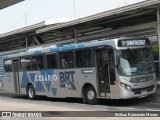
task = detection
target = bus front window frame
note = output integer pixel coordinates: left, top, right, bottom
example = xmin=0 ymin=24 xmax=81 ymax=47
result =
xmin=116 ymin=47 xmax=155 ymax=77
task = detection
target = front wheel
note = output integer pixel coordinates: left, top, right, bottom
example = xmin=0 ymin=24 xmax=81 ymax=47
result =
xmin=27 ymin=85 xmax=36 ymax=100
xmin=84 ymin=86 xmax=98 ymax=105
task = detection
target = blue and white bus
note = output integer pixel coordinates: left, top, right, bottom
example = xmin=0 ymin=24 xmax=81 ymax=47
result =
xmin=2 ymin=38 xmax=156 ymax=104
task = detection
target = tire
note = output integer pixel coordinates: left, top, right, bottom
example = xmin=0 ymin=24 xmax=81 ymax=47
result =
xmin=27 ymin=85 xmax=36 ymax=100
xmin=84 ymin=86 xmax=98 ymax=105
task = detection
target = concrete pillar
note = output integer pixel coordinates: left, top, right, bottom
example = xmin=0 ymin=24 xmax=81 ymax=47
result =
xmin=25 ymin=35 xmax=28 ymax=52
xmin=74 ymin=28 xmax=77 ymax=43
xmin=157 ymin=8 xmax=160 ymax=81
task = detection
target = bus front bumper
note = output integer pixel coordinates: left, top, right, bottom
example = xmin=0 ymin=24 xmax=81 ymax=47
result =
xmin=119 ymin=84 xmax=157 ymax=99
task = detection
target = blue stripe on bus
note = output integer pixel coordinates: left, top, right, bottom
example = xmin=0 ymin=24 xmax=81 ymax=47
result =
xmin=60 ymin=44 xmax=85 ymax=51
xmin=21 ymin=71 xmax=30 ymax=88
xmin=51 ymin=88 xmax=57 ymax=96
xmin=2 ymin=43 xmax=85 ymax=59
xmin=61 ymin=45 xmax=76 ymax=51
xmin=77 ymin=43 xmax=85 ymax=48
xmin=29 ymin=72 xmax=46 ymax=92
xmin=2 ymin=56 xmax=8 ymax=59
xmin=34 ymin=50 xmax=42 ymax=54
xmin=36 ymin=80 xmax=45 ymax=92
xmin=50 ymin=48 xmax=60 ymax=52
xmin=29 ymin=73 xmax=36 ymax=83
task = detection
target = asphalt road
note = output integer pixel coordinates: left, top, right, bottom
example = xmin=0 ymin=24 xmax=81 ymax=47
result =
xmin=1 ymin=93 xmax=160 ymax=111
xmin=0 ymin=94 xmax=160 ymax=120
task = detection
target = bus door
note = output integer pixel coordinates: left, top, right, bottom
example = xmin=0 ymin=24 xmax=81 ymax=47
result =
xmin=13 ymin=59 xmax=20 ymax=93
xmin=96 ymin=47 xmax=111 ymax=97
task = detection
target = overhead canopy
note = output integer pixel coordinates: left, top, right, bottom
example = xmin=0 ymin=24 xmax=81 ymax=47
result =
xmin=0 ymin=0 xmax=160 ymax=52
xmin=0 ymin=0 xmax=24 ymax=10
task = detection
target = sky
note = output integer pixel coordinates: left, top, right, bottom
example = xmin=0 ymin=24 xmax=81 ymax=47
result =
xmin=0 ymin=0 xmax=144 ymax=34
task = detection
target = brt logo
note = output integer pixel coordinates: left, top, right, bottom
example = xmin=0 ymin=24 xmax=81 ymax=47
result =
xmin=59 ymin=71 xmax=76 ymax=90
xmin=60 ymin=71 xmax=75 ymax=82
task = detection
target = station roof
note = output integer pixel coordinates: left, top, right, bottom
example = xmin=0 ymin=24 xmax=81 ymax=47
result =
xmin=0 ymin=0 xmax=24 ymax=10
xmin=36 ymin=0 xmax=160 ymax=34
xmin=0 ymin=0 xmax=160 ymax=52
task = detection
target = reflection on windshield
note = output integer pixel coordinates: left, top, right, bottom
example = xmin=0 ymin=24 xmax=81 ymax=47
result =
xmin=117 ymin=48 xmax=154 ymax=76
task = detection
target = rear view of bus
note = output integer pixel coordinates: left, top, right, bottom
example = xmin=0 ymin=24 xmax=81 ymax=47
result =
xmin=114 ymin=38 xmax=156 ymax=99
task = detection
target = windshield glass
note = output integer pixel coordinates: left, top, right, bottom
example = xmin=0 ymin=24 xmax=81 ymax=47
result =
xmin=117 ymin=48 xmax=154 ymax=76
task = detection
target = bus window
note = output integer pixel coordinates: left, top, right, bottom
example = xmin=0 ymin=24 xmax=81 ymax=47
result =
xmin=4 ymin=60 xmax=12 ymax=72
xmin=47 ymin=54 xmax=57 ymax=69
xmin=60 ymin=51 xmax=74 ymax=68
xmin=31 ymin=55 xmax=44 ymax=70
xmin=20 ymin=57 xmax=31 ymax=71
xmin=76 ymin=49 xmax=92 ymax=67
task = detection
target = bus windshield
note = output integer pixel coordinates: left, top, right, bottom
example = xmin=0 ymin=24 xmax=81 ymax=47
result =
xmin=117 ymin=48 xmax=154 ymax=76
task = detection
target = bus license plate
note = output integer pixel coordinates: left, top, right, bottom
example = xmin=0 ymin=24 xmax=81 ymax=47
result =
xmin=141 ymin=90 xmax=147 ymax=94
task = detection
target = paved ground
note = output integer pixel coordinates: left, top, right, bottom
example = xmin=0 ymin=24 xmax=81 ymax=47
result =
xmin=1 ymin=93 xmax=160 ymax=111
xmin=0 ymin=85 xmax=160 ymax=120
xmin=0 ymin=93 xmax=160 ymax=120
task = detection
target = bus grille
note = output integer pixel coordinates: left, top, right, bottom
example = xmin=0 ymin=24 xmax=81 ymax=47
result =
xmin=130 ymin=75 xmax=153 ymax=83
xmin=132 ymin=85 xmax=154 ymax=95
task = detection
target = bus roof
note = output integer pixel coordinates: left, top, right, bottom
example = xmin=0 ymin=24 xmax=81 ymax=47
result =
xmin=2 ymin=39 xmax=118 ymax=59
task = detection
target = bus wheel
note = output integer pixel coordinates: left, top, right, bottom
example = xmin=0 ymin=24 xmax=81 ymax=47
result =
xmin=27 ymin=85 xmax=36 ymax=100
xmin=84 ymin=86 xmax=97 ymax=105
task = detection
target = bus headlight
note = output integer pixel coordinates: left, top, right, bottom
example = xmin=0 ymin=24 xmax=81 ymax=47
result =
xmin=120 ymin=82 xmax=132 ymax=91
xmin=120 ymin=82 xmax=125 ymax=88
xmin=126 ymin=85 xmax=131 ymax=91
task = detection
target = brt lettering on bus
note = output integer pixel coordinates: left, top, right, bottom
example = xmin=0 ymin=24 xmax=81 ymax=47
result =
xmin=60 ymin=71 xmax=75 ymax=82
xmin=59 ymin=71 xmax=76 ymax=90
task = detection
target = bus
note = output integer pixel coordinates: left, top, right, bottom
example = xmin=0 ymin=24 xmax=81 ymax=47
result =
xmin=2 ymin=37 xmax=156 ymax=104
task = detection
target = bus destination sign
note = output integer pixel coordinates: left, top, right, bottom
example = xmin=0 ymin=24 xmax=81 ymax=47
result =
xmin=118 ymin=39 xmax=150 ymax=47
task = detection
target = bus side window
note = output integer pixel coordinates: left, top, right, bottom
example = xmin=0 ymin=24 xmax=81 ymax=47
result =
xmin=60 ymin=51 xmax=74 ymax=68
xmin=83 ymin=49 xmax=92 ymax=67
xmin=31 ymin=55 xmax=44 ymax=70
xmin=4 ymin=60 xmax=12 ymax=72
xmin=47 ymin=54 xmax=57 ymax=69
xmin=76 ymin=49 xmax=92 ymax=67
xmin=20 ymin=57 xmax=31 ymax=71
xmin=75 ymin=50 xmax=83 ymax=67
